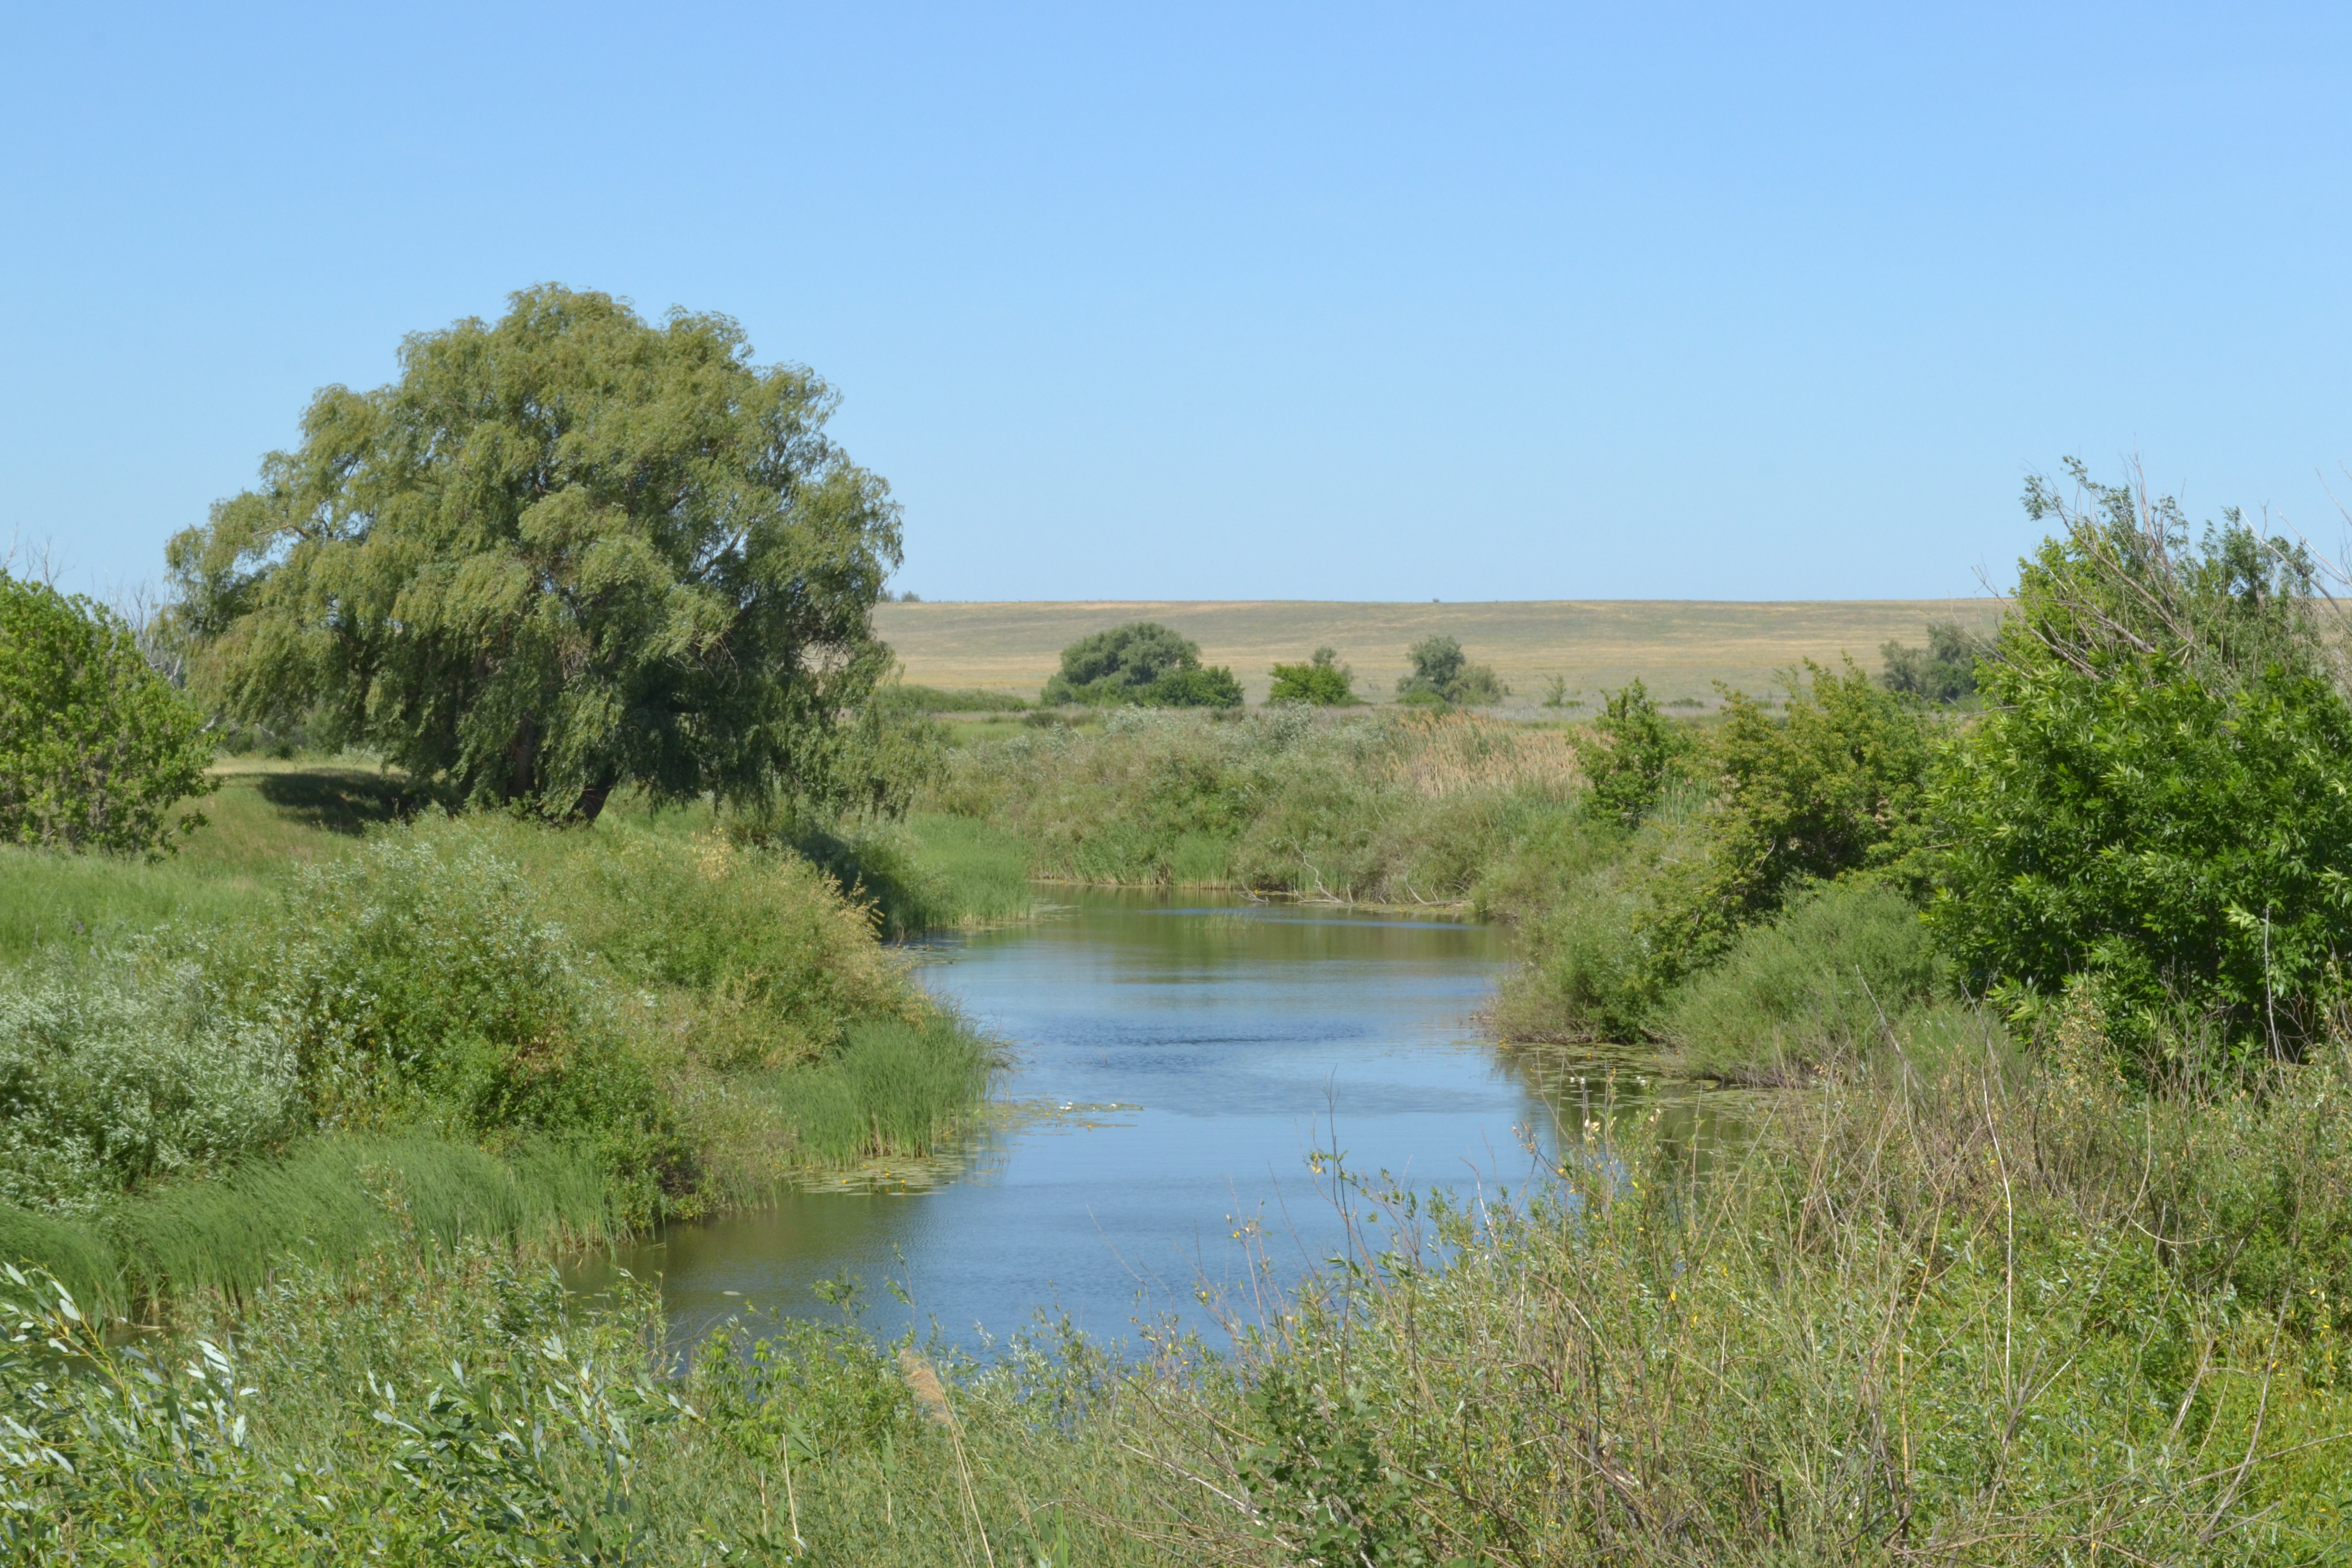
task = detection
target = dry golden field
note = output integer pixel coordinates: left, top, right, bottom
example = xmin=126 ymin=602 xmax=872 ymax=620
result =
xmin=873 ymin=599 xmax=2004 ymax=707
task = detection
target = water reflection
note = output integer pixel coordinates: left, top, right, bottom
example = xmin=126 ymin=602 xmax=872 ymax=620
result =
xmin=587 ymin=890 xmax=1756 ymax=1351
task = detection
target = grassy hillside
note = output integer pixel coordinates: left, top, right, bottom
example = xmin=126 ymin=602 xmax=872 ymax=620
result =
xmin=875 ymin=598 xmax=2004 ymax=706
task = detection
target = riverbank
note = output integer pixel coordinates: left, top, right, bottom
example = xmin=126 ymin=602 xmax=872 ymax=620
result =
xmin=11 ymin=1026 xmax=2349 ymax=1562
xmin=0 ymin=760 xmax=999 ymax=1318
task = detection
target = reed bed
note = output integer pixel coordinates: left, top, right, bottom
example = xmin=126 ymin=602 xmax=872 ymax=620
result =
xmin=1385 ymin=709 xmax=1582 ymax=799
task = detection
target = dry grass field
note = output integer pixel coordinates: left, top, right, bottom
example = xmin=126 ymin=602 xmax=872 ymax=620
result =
xmin=874 ymin=599 xmax=2004 ymax=707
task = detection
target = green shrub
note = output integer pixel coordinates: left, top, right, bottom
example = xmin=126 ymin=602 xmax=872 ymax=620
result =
xmin=1040 ymin=621 xmax=1200 ymax=705
xmin=1635 ymin=659 xmax=1931 ymax=990
xmin=0 ymin=573 xmax=214 ymax=855
xmin=263 ymin=829 xmax=676 ymax=1183
xmin=1144 ymin=663 xmax=1244 ymax=708
xmin=1395 ymin=634 xmax=1506 ymax=706
xmin=1267 ymin=647 xmax=1359 ymax=706
xmin=0 ymin=946 xmax=299 ymax=1214
xmin=1667 ymin=879 xmax=1940 ymax=1080
xmin=1879 ymin=620 xmax=1984 ymax=704
xmin=1929 ymin=467 xmax=2352 ymax=1069
xmin=1575 ymin=678 xmax=1689 ymax=826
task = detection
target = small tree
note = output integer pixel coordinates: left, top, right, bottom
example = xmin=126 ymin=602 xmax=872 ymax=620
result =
xmin=1268 ymin=647 xmax=1357 ymax=706
xmin=1040 ymin=622 xmax=1240 ymax=707
xmin=1880 ymin=622 xmax=1984 ymax=704
xmin=1576 ymin=679 xmax=1687 ymax=825
xmin=0 ymin=573 xmax=216 ymax=854
xmin=168 ymin=286 xmax=901 ymax=822
xmin=1396 ymin=635 xmax=1507 ymax=706
xmin=1928 ymin=463 xmax=2352 ymax=1066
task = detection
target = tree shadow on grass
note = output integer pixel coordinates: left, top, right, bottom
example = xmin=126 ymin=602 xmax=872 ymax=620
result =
xmin=252 ymin=769 xmax=426 ymax=836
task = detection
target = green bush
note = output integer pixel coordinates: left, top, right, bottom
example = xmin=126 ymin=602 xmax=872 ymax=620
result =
xmin=1575 ymin=678 xmax=1689 ymax=826
xmin=1395 ymin=634 xmax=1506 ymax=706
xmin=0 ymin=573 xmax=214 ymax=855
xmin=1040 ymin=621 xmax=1200 ymax=705
xmin=0 ymin=947 xmax=299 ymax=1214
xmin=1267 ymin=647 xmax=1359 ymax=706
xmin=1879 ymin=620 xmax=1984 ymax=704
xmin=1667 ymin=879 xmax=1940 ymax=1080
xmin=1637 ymin=659 xmax=1930 ymax=988
xmin=1144 ymin=663 xmax=1244 ymax=707
xmin=263 ymin=830 xmax=678 ymax=1193
xmin=1929 ymin=465 xmax=2352 ymax=1069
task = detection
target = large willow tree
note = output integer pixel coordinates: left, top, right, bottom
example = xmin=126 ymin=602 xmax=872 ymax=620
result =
xmin=170 ymin=286 xmax=901 ymax=819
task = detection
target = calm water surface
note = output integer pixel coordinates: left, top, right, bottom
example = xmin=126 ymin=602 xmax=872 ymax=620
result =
xmin=610 ymin=890 xmax=1735 ymax=1350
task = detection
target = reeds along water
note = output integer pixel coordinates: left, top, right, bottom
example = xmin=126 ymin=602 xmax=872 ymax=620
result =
xmin=1386 ymin=709 xmax=1583 ymax=799
xmin=0 ymin=1134 xmax=620 ymax=1317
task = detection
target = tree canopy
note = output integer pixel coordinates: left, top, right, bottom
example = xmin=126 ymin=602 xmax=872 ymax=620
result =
xmin=0 ymin=573 xmax=214 ymax=854
xmin=1040 ymin=622 xmax=1242 ymax=708
xmin=168 ymin=285 xmax=901 ymax=820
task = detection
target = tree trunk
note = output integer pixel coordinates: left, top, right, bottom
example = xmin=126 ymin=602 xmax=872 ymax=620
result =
xmin=576 ymin=776 xmax=617 ymax=824
xmin=503 ymin=715 xmax=541 ymax=804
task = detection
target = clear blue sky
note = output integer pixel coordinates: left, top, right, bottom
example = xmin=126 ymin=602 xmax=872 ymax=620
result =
xmin=6 ymin=3 xmax=2347 ymax=603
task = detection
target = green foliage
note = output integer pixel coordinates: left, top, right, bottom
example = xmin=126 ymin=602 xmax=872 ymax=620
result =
xmin=0 ymin=797 xmax=995 ymax=1263
xmin=0 ymin=947 xmax=298 ymax=1214
xmin=1241 ymin=1366 xmax=1430 ymax=1566
xmin=1041 ymin=621 xmax=1198 ymax=704
xmin=1929 ymin=465 xmax=2352 ymax=1068
xmin=1500 ymin=665 xmax=1931 ymax=1043
xmin=266 ymin=832 xmax=673 ymax=1173
xmin=1267 ymin=647 xmax=1359 ymax=706
xmin=0 ymin=573 xmax=214 ymax=854
xmin=1395 ymin=634 xmax=1506 ymax=706
xmin=1040 ymin=621 xmax=1243 ymax=708
xmin=780 ymin=1014 xmax=996 ymax=1164
xmin=1667 ymin=879 xmax=1940 ymax=1079
xmin=1879 ymin=620 xmax=1984 ymax=704
xmin=1146 ymin=663 xmax=1245 ymax=707
xmin=870 ymin=682 xmax=1028 ymax=714
xmin=1576 ymin=678 xmax=1689 ymax=826
xmin=168 ymin=284 xmax=902 ymax=822
xmin=1650 ymin=660 xmax=1930 ymax=967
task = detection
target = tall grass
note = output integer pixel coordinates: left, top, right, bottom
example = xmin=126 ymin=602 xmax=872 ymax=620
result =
xmin=929 ymin=705 xmax=1587 ymax=901
xmin=0 ymin=1133 xmax=616 ymax=1316
xmin=778 ymin=1014 xmax=997 ymax=1166
xmin=7 ymin=1029 xmax=2349 ymax=1563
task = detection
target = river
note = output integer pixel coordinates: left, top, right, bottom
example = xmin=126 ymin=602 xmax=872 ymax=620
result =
xmin=605 ymin=889 xmax=1735 ymax=1351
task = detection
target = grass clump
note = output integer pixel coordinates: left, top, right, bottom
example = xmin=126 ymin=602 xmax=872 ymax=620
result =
xmin=779 ymin=1014 xmax=997 ymax=1165
xmin=1666 ymin=878 xmax=1941 ymax=1080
